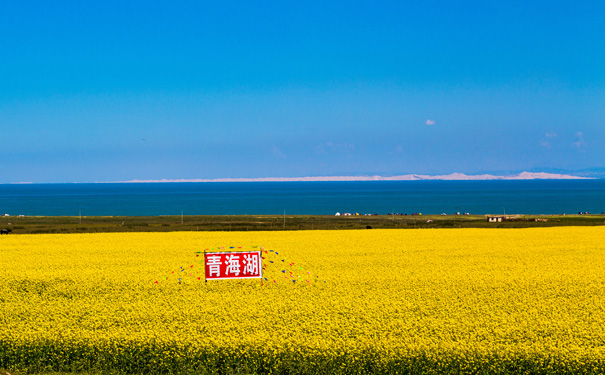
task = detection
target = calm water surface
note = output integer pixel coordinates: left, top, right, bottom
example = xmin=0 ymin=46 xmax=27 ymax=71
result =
xmin=0 ymin=180 xmax=604 ymax=216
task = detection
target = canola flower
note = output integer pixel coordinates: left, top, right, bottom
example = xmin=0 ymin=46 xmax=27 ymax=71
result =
xmin=1 ymin=228 xmax=605 ymax=374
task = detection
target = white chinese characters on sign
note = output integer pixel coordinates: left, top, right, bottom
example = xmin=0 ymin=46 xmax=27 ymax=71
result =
xmin=225 ymin=254 xmax=241 ymax=276
xmin=204 ymin=251 xmax=262 ymax=280
xmin=243 ymin=253 xmax=259 ymax=275
xmin=207 ymin=255 xmax=222 ymax=277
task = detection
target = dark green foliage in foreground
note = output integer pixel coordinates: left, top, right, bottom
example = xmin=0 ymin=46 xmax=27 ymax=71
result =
xmin=2 ymin=340 xmax=605 ymax=375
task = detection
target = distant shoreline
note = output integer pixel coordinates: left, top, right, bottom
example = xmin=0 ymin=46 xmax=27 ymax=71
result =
xmin=115 ymin=172 xmax=592 ymax=183
xmin=4 ymin=172 xmax=598 ymax=185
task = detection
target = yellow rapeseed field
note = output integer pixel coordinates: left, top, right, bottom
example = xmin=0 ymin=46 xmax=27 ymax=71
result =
xmin=1 ymin=227 xmax=605 ymax=374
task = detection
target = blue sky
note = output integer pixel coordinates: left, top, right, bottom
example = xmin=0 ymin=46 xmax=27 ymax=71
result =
xmin=1 ymin=0 xmax=604 ymax=183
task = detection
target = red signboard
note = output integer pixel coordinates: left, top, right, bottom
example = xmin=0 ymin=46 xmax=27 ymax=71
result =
xmin=204 ymin=251 xmax=263 ymax=280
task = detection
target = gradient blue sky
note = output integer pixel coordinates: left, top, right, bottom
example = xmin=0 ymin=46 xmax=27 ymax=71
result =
xmin=1 ymin=0 xmax=604 ymax=183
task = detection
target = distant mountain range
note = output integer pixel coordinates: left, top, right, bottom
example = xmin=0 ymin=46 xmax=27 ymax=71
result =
xmin=122 ymin=172 xmax=593 ymax=183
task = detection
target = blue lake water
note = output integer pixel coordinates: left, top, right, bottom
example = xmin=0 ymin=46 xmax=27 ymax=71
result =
xmin=0 ymin=180 xmax=604 ymax=216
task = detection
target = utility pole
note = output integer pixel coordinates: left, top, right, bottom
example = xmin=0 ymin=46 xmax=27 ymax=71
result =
xmin=181 ymin=210 xmax=184 ymax=225
xmin=283 ymin=210 xmax=286 ymax=230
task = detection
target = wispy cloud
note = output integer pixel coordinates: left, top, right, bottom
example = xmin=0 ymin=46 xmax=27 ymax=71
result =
xmin=315 ymin=141 xmax=355 ymax=154
xmin=271 ymin=145 xmax=286 ymax=159
xmin=540 ymin=130 xmax=558 ymax=148
xmin=572 ymin=131 xmax=587 ymax=151
xmin=425 ymin=119 xmax=436 ymax=126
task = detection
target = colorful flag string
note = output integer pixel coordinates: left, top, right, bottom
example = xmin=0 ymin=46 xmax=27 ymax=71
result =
xmin=155 ymin=245 xmax=324 ymax=286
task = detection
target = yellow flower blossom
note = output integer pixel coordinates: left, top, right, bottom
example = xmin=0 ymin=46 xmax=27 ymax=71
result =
xmin=1 ymin=228 xmax=605 ymax=373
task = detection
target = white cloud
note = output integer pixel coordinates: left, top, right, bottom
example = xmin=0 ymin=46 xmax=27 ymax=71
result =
xmin=540 ymin=140 xmax=551 ymax=149
xmin=425 ymin=119 xmax=436 ymax=126
xmin=545 ymin=131 xmax=558 ymax=138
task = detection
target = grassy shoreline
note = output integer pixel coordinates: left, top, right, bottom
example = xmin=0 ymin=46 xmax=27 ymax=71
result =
xmin=1 ymin=213 xmax=604 ymax=234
